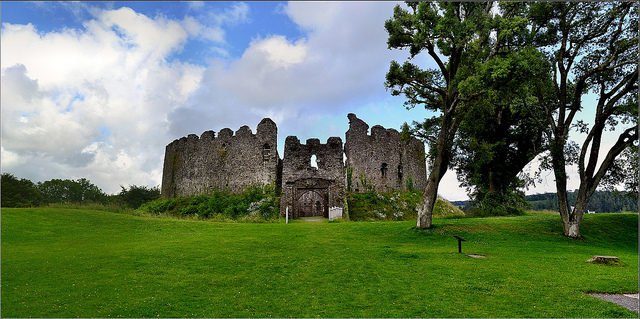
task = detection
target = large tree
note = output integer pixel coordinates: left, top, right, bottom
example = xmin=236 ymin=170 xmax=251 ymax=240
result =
xmin=527 ymin=3 xmax=638 ymax=238
xmin=0 ymin=173 xmax=42 ymax=207
xmin=453 ymin=42 xmax=552 ymax=215
xmin=385 ymin=2 xmax=495 ymax=228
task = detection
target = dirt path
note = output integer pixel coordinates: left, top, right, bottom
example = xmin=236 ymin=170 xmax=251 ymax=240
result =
xmin=589 ymin=293 xmax=639 ymax=312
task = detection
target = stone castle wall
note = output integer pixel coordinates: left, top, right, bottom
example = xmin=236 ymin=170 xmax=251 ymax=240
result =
xmin=344 ymin=113 xmax=426 ymax=193
xmin=280 ymin=136 xmax=345 ymax=218
xmin=161 ymin=118 xmax=279 ymax=197
xmin=161 ymin=113 xmax=427 ymax=216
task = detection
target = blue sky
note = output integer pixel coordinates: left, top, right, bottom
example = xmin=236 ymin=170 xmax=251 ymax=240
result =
xmin=1 ymin=1 xmax=303 ymax=62
xmin=0 ymin=1 xmax=624 ymax=200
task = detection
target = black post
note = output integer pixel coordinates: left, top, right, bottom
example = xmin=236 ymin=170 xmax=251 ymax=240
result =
xmin=453 ymin=235 xmax=466 ymax=254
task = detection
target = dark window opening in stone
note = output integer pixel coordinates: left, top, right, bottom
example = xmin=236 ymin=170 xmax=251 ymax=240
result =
xmin=262 ymin=143 xmax=271 ymax=161
xmin=397 ymin=164 xmax=403 ymax=181
xmin=381 ymin=163 xmax=388 ymax=178
xmin=310 ymin=154 xmax=318 ymax=169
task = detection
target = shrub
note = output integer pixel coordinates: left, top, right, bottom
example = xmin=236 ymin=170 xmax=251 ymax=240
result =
xmin=117 ymin=185 xmax=161 ymax=209
xmin=138 ymin=185 xmax=279 ymax=221
xmin=465 ymin=191 xmax=528 ymax=217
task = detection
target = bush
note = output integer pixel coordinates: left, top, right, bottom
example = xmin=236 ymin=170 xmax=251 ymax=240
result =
xmin=117 ymin=185 xmax=161 ymax=209
xmin=38 ymin=178 xmax=107 ymax=204
xmin=465 ymin=191 xmax=527 ymax=217
xmin=1 ymin=173 xmax=42 ymax=207
xmin=138 ymin=185 xmax=279 ymax=221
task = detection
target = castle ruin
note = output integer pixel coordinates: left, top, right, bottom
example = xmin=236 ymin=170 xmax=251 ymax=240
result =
xmin=161 ymin=114 xmax=426 ymax=218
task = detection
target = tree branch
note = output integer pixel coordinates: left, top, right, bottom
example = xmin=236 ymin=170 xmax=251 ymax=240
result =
xmin=589 ymin=126 xmax=638 ymax=194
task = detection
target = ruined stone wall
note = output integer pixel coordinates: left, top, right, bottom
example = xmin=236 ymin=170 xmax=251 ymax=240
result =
xmin=161 ymin=118 xmax=279 ymax=197
xmin=344 ymin=113 xmax=426 ymax=193
xmin=280 ymin=136 xmax=345 ymax=218
xmin=161 ymin=113 xmax=426 ymax=216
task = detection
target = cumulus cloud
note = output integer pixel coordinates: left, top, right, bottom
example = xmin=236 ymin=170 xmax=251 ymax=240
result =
xmin=184 ymin=2 xmax=250 ymax=45
xmin=170 ymin=2 xmax=410 ymax=140
xmin=1 ymin=7 xmax=205 ymax=193
xmin=2 ymin=2 xmax=442 ymax=197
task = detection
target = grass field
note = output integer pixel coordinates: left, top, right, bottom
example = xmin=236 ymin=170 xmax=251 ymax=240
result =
xmin=2 ymin=208 xmax=638 ymax=317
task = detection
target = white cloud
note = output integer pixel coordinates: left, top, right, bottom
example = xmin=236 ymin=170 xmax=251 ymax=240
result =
xmin=169 ymin=2 xmax=409 ymax=139
xmin=182 ymin=2 xmax=250 ymax=45
xmin=1 ymin=8 xmax=205 ymax=193
xmin=4 ymin=2 xmax=520 ymax=201
xmin=252 ymin=35 xmax=307 ymax=67
xmin=211 ymin=2 xmax=250 ymax=26
xmin=0 ymin=2 xmax=423 ymax=196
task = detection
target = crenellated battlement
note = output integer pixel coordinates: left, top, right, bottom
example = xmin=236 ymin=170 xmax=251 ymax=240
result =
xmin=169 ymin=119 xmax=277 ymax=146
xmin=161 ymin=118 xmax=279 ymax=197
xmin=161 ymin=113 xmax=427 ymax=217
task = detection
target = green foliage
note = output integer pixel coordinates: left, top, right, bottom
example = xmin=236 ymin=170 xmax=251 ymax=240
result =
xmin=348 ymin=190 xmax=419 ymax=221
xmin=2 ymin=208 xmax=637 ymax=317
xmin=399 ymin=122 xmax=412 ymax=142
xmin=1 ymin=174 xmax=109 ymax=207
xmin=37 ymin=178 xmax=107 ymax=204
xmin=117 ymin=185 xmax=160 ymax=209
xmin=1 ymin=173 xmax=42 ymax=207
xmin=139 ymin=185 xmax=279 ymax=221
xmin=602 ymin=143 xmax=639 ymax=197
xmin=404 ymin=177 xmax=414 ymax=191
xmin=345 ymin=166 xmax=353 ymax=192
xmin=385 ymin=2 xmax=495 ymax=164
xmin=526 ymin=191 xmax=638 ymax=213
xmin=0 ymin=173 xmax=162 ymax=211
xmin=454 ymin=46 xmax=551 ymax=212
xmin=466 ymin=190 xmax=528 ymax=217
xmin=348 ymin=190 xmax=464 ymax=221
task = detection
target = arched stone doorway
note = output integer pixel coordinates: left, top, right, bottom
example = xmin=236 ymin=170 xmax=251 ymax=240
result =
xmin=296 ymin=190 xmax=326 ymax=217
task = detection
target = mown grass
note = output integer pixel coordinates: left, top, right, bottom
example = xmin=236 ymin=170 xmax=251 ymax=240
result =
xmin=1 ymin=208 xmax=637 ymax=317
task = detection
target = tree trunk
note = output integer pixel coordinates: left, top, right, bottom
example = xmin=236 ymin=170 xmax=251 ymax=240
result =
xmin=550 ymin=138 xmax=583 ymax=238
xmin=564 ymin=218 xmax=581 ymax=238
xmin=416 ymin=124 xmax=450 ymax=229
xmin=417 ymin=175 xmax=438 ymax=228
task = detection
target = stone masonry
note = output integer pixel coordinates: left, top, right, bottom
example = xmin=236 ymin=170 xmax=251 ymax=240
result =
xmin=280 ymin=136 xmax=345 ymax=218
xmin=161 ymin=118 xmax=279 ymax=197
xmin=345 ymin=113 xmax=427 ymax=193
xmin=161 ymin=114 xmax=427 ymax=217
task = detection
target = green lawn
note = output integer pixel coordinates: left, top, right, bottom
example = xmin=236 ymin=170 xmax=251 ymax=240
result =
xmin=2 ymin=208 xmax=638 ymax=317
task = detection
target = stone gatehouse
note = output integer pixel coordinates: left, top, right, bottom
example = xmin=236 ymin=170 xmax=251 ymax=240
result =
xmin=161 ymin=114 xmax=426 ymax=218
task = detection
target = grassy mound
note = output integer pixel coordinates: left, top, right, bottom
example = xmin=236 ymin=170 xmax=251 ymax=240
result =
xmin=348 ymin=190 xmax=464 ymax=220
xmin=433 ymin=196 xmax=466 ymax=218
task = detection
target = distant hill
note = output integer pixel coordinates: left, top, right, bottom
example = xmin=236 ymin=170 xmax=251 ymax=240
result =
xmin=452 ymin=190 xmax=637 ymax=213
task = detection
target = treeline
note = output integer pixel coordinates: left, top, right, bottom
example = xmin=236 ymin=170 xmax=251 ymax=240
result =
xmin=453 ymin=190 xmax=637 ymax=213
xmin=526 ymin=191 xmax=637 ymax=213
xmin=0 ymin=173 xmax=160 ymax=209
